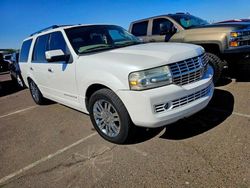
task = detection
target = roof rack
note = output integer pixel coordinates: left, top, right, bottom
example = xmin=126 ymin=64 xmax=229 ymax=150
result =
xmin=30 ymin=25 xmax=72 ymax=36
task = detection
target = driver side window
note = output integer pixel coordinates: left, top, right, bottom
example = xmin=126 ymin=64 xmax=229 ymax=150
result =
xmin=152 ymin=18 xmax=173 ymax=35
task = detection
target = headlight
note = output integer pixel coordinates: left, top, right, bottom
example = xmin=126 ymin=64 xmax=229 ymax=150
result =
xmin=129 ymin=65 xmax=172 ymax=91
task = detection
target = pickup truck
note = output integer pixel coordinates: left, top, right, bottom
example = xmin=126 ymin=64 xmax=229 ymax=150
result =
xmin=129 ymin=13 xmax=250 ymax=83
xmin=19 ymin=24 xmax=214 ymax=144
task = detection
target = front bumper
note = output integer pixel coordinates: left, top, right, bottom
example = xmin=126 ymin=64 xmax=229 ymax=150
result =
xmin=224 ymin=46 xmax=250 ymax=55
xmin=117 ymin=66 xmax=214 ymax=128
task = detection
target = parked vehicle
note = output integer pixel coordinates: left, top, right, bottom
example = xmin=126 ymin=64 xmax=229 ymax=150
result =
xmin=9 ymin=52 xmax=25 ymax=88
xmin=129 ymin=13 xmax=250 ymax=83
xmin=0 ymin=53 xmax=9 ymax=73
xmin=19 ymin=24 xmax=214 ymax=143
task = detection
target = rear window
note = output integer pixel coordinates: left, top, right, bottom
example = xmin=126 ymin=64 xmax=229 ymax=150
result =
xmin=131 ymin=21 xmax=148 ymax=36
xmin=19 ymin=39 xmax=32 ymax=62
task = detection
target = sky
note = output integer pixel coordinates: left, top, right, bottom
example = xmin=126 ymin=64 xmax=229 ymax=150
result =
xmin=1 ymin=0 xmax=250 ymax=49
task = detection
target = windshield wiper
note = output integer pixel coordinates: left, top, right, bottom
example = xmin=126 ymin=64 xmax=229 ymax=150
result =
xmin=114 ymin=41 xmax=141 ymax=47
xmin=78 ymin=45 xmax=114 ymax=54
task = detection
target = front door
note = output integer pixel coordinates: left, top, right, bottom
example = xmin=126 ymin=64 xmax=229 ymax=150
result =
xmin=148 ymin=18 xmax=176 ymax=42
xmin=45 ymin=31 xmax=79 ymax=108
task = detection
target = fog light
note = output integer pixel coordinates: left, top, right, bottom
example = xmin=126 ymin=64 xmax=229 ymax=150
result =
xmin=164 ymin=103 xmax=169 ymax=110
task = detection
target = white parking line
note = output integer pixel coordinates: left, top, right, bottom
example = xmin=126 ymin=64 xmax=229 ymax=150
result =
xmin=0 ymin=132 xmax=98 ymax=185
xmin=232 ymin=112 xmax=250 ymax=118
xmin=0 ymin=106 xmax=37 ymax=119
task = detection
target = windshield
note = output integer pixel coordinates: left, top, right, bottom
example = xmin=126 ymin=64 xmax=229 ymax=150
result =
xmin=169 ymin=14 xmax=209 ymax=29
xmin=65 ymin=25 xmax=141 ymax=54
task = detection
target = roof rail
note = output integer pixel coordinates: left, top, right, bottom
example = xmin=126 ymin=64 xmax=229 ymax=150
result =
xmin=29 ymin=25 xmax=72 ymax=36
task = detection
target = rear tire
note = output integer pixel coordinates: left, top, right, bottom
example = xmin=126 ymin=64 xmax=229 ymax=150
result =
xmin=88 ymin=88 xmax=134 ymax=144
xmin=29 ymin=80 xmax=46 ymax=105
xmin=16 ymin=74 xmax=25 ymax=88
xmin=206 ymin=52 xmax=225 ymax=84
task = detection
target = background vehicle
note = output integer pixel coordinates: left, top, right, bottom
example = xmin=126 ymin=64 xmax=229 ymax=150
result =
xmin=129 ymin=13 xmax=250 ymax=83
xmin=19 ymin=24 xmax=214 ymax=144
xmin=0 ymin=53 xmax=9 ymax=73
xmin=3 ymin=54 xmax=12 ymax=65
xmin=216 ymin=19 xmax=250 ymax=23
xmin=9 ymin=52 xmax=25 ymax=88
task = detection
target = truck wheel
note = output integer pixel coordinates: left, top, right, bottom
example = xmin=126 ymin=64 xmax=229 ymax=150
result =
xmin=206 ymin=52 xmax=224 ymax=84
xmin=88 ymin=88 xmax=133 ymax=144
xmin=29 ymin=80 xmax=45 ymax=105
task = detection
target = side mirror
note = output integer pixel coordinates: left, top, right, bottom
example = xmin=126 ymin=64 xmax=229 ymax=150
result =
xmin=159 ymin=22 xmax=176 ymax=35
xmin=45 ymin=50 xmax=69 ymax=62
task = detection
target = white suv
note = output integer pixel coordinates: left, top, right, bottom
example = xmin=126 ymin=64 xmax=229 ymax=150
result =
xmin=19 ymin=24 xmax=214 ymax=143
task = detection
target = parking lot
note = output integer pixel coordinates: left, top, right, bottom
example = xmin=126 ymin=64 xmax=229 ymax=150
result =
xmin=0 ymin=70 xmax=249 ymax=188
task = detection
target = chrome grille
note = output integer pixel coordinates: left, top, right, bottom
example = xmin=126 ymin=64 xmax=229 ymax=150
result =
xmin=172 ymin=84 xmax=212 ymax=109
xmin=154 ymin=84 xmax=212 ymax=113
xmin=169 ymin=54 xmax=208 ymax=86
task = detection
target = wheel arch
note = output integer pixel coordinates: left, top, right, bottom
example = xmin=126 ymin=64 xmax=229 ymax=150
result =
xmin=85 ymin=83 xmax=111 ymax=111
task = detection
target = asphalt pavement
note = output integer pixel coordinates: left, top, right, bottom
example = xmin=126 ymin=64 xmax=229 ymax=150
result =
xmin=0 ymin=71 xmax=249 ymax=188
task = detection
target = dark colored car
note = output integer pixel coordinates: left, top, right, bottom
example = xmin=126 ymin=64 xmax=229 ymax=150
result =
xmin=0 ymin=53 xmax=9 ymax=73
xmin=9 ymin=52 xmax=25 ymax=88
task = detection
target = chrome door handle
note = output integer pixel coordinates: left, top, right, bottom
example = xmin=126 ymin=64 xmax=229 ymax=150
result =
xmin=48 ymin=68 xmax=53 ymax=73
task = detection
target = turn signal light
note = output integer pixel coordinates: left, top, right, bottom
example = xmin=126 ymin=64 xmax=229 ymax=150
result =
xmin=229 ymin=41 xmax=238 ymax=47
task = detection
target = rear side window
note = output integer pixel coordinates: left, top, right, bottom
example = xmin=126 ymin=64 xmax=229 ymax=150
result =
xmin=32 ymin=34 xmax=49 ymax=62
xmin=131 ymin=21 xmax=148 ymax=36
xmin=19 ymin=39 xmax=32 ymax=62
xmin=49 ymin=32 xmax=67 ymax=53
xmin=152 ymin=18 xmax=173 ymax=35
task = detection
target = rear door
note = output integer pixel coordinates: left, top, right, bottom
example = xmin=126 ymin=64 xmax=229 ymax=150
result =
xmin=45 ymin=31 xmax=79 ymax=108
xmin=130 ymin=20 xmax=150 ymax=42
xmin=30 ymin=34 xmax=50 ymax=95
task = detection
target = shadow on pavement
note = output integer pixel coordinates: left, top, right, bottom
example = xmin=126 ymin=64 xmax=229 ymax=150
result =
xmin=214 ymin=58 xmax=250 ymax=87
xmin=126 ymin=89 xmax=234 ymax=144
xmin=160 ymin=89 xmax=234 ymax=140
xmin=0 ymin=79 xmax=24 ymax=97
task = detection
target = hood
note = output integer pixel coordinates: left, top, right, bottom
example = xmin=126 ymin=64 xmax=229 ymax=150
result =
xmin=80 ymin=43 xmax=204 ymax=71
xmin=189 ymin=22 xmax=250 ymax=31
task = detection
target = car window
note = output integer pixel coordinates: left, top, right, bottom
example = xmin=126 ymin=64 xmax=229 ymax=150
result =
xmin=169 ymin=14 xmax=209 ymax=29
xmin=65 ymin=25 xmax=140 ymax=54
xmin=19 ymin=39 xmax=32 ymax=62
xmin=108 ymin=30 xmax=127 ymax=42
xmin=152 ymin=18 xmax=173 ymax=35
xmin=131 ymin=21 xmax=148 ymax=36
xmin=32 ymin=34 xmax=49 ymax=62
xmin=49 ymin=32 xmax=67 ymax=53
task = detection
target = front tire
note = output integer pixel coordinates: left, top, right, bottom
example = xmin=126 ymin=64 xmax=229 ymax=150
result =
xmin=88 ymin=88 xmax=133 ymax=144
xmin=206 ymin=52 xmax=225 ymax=84
xmin=29 ymin=80 xmax=45 ymax=105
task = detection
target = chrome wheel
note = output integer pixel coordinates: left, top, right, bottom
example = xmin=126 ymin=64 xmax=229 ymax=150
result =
xmin=30 ymin=81 xmax=39 ymax=102
xmin=93 ymin=99 xmax=121 ymax=137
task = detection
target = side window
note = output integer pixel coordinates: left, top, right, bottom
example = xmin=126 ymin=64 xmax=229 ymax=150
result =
xmin=131 ymin=21 xmax=148 ymax=36
xmin=32 ymin=34 xmax=49 ymax=62
xmin=152 ymin=18 xmax=173 ymax=35
xmin=49 ymin=32 xmax=67 ymax=53
xmin=19 ymin=39 xmax=32 ymax=62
